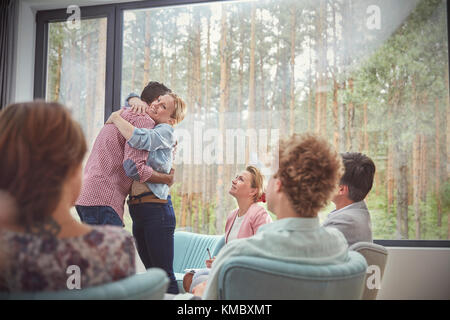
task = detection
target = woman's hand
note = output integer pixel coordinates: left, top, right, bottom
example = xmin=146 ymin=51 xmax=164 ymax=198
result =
xmin=192 ymin=280 xmax=207 ymax=297
xmin=105 ymin=109 xmax=124 ymax=124
xmin=205 ymin=257 xmax=216 ymax=269
xmin=129 ymin=97 xmax=148 ymax=114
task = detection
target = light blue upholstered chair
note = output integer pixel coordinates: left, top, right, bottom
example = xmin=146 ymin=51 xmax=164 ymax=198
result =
xmin=349 ymin=241 xmax=389 ymax=300
xmin=173 ymin=231 xmax=225 ymax=292
xmin=217 ymin=251 xmax=368 ymax=300
xmin=0 ymin=268 xmax=169 ymax=300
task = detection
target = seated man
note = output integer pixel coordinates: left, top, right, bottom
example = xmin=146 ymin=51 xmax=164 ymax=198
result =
xmin=322 ymin=152 xmax=376 ymax=246
xmin=193 ymin=133 xmax=349 ymax=299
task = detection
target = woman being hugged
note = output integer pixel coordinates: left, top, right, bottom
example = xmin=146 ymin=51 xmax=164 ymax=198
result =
xmin=0 ymin=101 xmax=135 ymax=292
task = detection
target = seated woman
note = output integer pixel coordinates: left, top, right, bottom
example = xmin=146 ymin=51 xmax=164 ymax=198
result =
xmin=192 ymin=133 xmax=348 ymax=299
xmin=183 ymin=165 xmax=273 ymax=292
xmin=0 ymin=101 xmax=136 ymax=292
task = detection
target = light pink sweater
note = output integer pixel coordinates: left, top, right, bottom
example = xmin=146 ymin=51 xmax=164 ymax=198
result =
xmin=224 ymin=203 xmax=273 ymax=243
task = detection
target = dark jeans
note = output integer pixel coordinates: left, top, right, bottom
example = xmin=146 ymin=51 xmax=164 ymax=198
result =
xmin=129 ymin=195 xmax=179 ymax=294
xmin=75 ymin=205 xmax=123 ymax=227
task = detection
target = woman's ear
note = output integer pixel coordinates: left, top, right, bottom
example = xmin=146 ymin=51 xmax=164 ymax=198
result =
xmin=249 ymin=188 xmax=258 ymax=200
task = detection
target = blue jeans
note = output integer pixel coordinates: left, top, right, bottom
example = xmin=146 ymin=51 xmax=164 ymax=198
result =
xmin=75 ymin=205 xmax=123 ymax=227
xmin=129 ymin=195 xmax=179 ymax=294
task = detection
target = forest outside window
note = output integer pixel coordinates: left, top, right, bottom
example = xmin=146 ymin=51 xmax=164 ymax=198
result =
xmin=41 ymin=0 xmax=450 ymax=242
xmin=46 ymin=17 xmax=107 ymax=150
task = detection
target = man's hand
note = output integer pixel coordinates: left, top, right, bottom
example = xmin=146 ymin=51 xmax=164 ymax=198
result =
xmin=129 ymin=97 xmax=148 ymax=114
xmin=167 ymin=169 xmax=175 ymax=187
xmin=105 ymin=109 xmax=124 ymax=124
xmin=172 ymin=140 xmax=178 ymax=160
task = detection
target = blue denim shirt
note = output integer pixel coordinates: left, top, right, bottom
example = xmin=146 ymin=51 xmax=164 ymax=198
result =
xmin=124 ymin=93 xmax=174 ymax=200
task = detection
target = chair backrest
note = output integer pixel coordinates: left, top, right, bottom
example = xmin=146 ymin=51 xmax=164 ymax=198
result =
xmin=0 ymin=268 xmax=169 ymax=300
xmin=217 ymin=251 xmax=367 ymax=300
xmin=173 ymin=231 xmax=225 ymax=274
xmin=349 ymin=241 xmax=388 ymax=300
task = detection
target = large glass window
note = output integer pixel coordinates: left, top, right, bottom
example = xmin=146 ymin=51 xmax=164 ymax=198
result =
xmin=120 ymin=0 xmax=449 ymax=240
xmin=40 ymin=0 xmax=449 ymax=241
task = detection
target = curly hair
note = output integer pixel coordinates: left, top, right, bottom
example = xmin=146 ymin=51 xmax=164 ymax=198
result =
xmin=0 ymin=101 xmax=87 ymax=228
xmin=275 ymin=133 xmax=344 ymax=217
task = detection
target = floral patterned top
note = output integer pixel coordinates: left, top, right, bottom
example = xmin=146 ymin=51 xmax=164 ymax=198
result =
xmin=0 ymin=226 xmax=136 ymax=292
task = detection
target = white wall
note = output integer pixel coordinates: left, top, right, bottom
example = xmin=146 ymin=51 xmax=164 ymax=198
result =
xmin=377 ymin=247 xmax=450 ymax=300
xmin=13 ymin=0 xmax=36 ymax=103
xmin=12 ymin=0 xmax=136 ymax=103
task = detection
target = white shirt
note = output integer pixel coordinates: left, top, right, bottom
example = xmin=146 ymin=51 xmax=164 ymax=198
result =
xmin=227 ymin=214 xmax=245 ymax=243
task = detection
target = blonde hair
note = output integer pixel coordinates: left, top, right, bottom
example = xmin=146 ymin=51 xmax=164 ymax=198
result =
xmin=275 ymin=133 xmax=343 ymax=217
xmin=246 ymin=165 xmax=264 ymax=203
xmin=168 ymin=92 xmax=187 ymax=125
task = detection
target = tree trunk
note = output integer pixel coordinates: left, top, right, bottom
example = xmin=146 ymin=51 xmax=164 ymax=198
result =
xmin=247 ymin=2 xmax=256 ymax=163
xmin=434 ymin=98 xmax=442 ymax=227
xmin=346 ymin=78 xmax=355 ymax=151
xmin=53 ymin=40 xmax=63 ymax=102
xmin=203 ymin=11 xmax=211 ymax=234
xmin=215 ymin=5 xmax=228 ymax=234
xmin=395 ymin=143 xmax=409 ymax=239
xmin=143 ymin=11 xmax=151 ymax=87
xmin=159 ymin=36 xmax=165 ymax=84
xmin=315 ymin=0 xmax=327 ymax=136
xmin=363 ymin=102 xmax=369 ymax=152
xmin=413 ymin=134 xmax=422 ymax=239
xmin=308 ymin=34 xmax=313 ymax=132
xmin=446 ymin=69 xmax=450 ymax=239
xmin=289 ymin=6 xmax=296 ymax=135
xmin=237 ymin=10 xmax=244 ymax=131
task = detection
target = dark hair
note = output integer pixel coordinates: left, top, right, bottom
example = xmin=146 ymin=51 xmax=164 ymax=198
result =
xmin=0 ymin=101 xmax=87 ymax=228
xmin=340 ymin=152 xmax=376 ymax=202
xmin=140 ymin=81 xmax=171 ymax=104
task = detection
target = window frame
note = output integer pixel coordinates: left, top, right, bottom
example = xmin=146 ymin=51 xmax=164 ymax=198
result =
xmin=34 ymin=4 xmax=117 ymax=120
xmin=34 ymin=0 xmax=450 ymax=248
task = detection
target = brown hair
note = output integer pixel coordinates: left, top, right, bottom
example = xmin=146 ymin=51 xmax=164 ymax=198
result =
xmin=275 ymin=133 xmax=343 ymax=217
xmin=340 ymin=152 xmax=376 ymax=202
xmin=245 ymin=165 xmax=264 ymax=203
xmin=140 ymin=81 xmax=171 ymax=104
xmin=0 ymin=101 xmax=87 ymax=228
xmin=167 ymin=92 xmax=187 ymax=125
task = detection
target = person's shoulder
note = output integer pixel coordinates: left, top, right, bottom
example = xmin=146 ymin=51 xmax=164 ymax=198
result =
xmin=249 ymin=203 xmax=270 ymax=217
xmin=155 ymin=123 xmax=174 ymax=130
xmin=86 ymin=226 xmax=134 ymax=248
xmin=121 ymin=109 xmax=154 ymax=126
xmin=321 ymin=224 xmax=348 ymax=245
xmin=226 ymin=208 xmax=239 ymax=219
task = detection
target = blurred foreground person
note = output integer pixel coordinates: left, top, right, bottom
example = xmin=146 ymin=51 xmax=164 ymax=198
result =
xmin=0 ymin=101 xmax=135 ymax=292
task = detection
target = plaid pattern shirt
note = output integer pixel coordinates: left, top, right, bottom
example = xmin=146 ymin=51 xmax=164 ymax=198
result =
xmin=76 ymin=109 xmax=155 ymax=221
